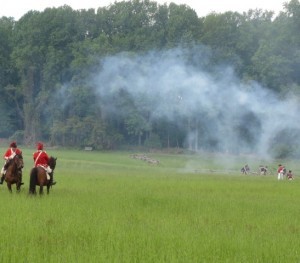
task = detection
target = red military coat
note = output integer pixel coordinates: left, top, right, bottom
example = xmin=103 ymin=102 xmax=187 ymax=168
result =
xmin=4 ymin=148 xmax=22 ymax=160
xmin=33 ymin=150 xmax=49 ymax=168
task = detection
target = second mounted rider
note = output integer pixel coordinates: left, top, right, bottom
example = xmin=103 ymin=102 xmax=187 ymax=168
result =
xmin=33 ymin=142 xmax=56 ymax=185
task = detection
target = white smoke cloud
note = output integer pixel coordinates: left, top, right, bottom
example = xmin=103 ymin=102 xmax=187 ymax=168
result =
xmin=92 ymin=47 xmax=300 ymax=158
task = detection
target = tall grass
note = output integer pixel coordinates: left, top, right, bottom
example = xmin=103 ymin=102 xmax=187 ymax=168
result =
xmin=0 ymin=148 xmax=299 ymax=262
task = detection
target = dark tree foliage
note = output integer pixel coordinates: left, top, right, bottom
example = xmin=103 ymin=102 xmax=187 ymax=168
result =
xmin=0 ymin=0 xmax=299 ymax=154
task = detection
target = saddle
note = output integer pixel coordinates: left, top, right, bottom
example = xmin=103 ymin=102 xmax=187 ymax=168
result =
xmin=37 ymin=165 xmax=51 ymax=180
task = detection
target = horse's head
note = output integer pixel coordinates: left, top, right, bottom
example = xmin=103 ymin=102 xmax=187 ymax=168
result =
xmin=5 ymin=154 xmax=24 ymax=171
xmin=48 ymin=156 xmax=57 ymax=171
xmin=14 ymin=154 xmax=24 ymax=170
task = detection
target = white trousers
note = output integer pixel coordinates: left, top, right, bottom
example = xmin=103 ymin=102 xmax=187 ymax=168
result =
xmin=278 ymin=172 xmax=283 ymax=180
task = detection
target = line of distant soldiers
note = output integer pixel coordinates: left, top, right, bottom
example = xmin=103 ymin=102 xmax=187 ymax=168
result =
xmin=241 ymin=164 xmax=269 ymax=175
xmin=241 ymin=164 xmax=294 ymax=180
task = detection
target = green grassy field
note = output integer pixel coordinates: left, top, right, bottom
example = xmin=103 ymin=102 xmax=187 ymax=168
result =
xmin=0 ymin=147 xmax=299 ymax=262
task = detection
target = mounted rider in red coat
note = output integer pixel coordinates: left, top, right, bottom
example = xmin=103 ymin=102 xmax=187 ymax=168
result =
xmin=33 ymin=142 xmax=56 ymax=185
xmin=0 ymin=141 xmax=24 ymax=185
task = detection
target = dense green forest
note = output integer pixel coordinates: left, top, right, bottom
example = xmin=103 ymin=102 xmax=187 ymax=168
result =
xmin=1 ymin=0 xmax=300 ymax=157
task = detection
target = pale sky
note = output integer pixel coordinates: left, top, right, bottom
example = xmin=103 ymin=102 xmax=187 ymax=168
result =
xmin=0 ymin=0 xmax=287 ymax=20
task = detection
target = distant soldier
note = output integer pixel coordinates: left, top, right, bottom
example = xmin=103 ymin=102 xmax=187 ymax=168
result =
xmin=277 ymin=164 xmax=284 ymax=180
xmin=287 ymin=170 xmax=294 ymax=180
xmin=259 ymin=166 xmax=268 ymax=175
xmin=241 ymin=164 xmax=250 ymax=174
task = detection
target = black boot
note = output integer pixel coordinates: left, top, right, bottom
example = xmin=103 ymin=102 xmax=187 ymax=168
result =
xmin=20 ymin=176 xmax=24 ymax=185
xmin=18 ymin=171 xmax=24 ymax=185
xmin=0 ymin=174 xmax=5 ymax=184
xmin=50 ymin=174 xmax=56 ymax=186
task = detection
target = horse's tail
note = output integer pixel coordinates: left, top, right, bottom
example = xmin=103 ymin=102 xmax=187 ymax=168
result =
xmin=29 ymin=167 xmax=37 ymax=194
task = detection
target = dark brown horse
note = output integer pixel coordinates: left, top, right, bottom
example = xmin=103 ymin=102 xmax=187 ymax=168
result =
xmin=29 ymin=156 xmax=57 ymax=195
xmin=4 ymin=153 xmax=24 ymax=193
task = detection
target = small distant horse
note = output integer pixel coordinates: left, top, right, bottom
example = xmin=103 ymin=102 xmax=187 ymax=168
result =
xmin=29 ymin=156 xmax=57 ymax=195
xmin=4 ymin=153 xmax=24 ymax=193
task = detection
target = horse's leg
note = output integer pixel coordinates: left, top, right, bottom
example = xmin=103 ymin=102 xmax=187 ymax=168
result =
xmin=16 ymin=182 xmax=21 ymax=193
xmin=39 ymin=185 xmax=43 ymax=195
xmin=7 ymin=183 xmax=12 ymax=193
xmin=47 ymin=185 xmax=50 ymax=194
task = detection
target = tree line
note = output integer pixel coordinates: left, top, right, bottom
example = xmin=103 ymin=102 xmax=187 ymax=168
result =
xmin=0 ymin=0 xmax=300 ymax=155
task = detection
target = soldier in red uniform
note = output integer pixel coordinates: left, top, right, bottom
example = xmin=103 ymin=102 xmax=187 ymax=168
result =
xmin=277 ymin=164 xmax=284 ymax=180
xmin=33 ymin=142 xmax=56 ymax=185
xmin=0 ymin=141 xmax=24 ymax=184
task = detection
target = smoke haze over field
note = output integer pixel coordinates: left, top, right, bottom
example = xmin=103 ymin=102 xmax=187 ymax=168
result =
xmin=92 ymin=47 xmax=300 ymax=158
